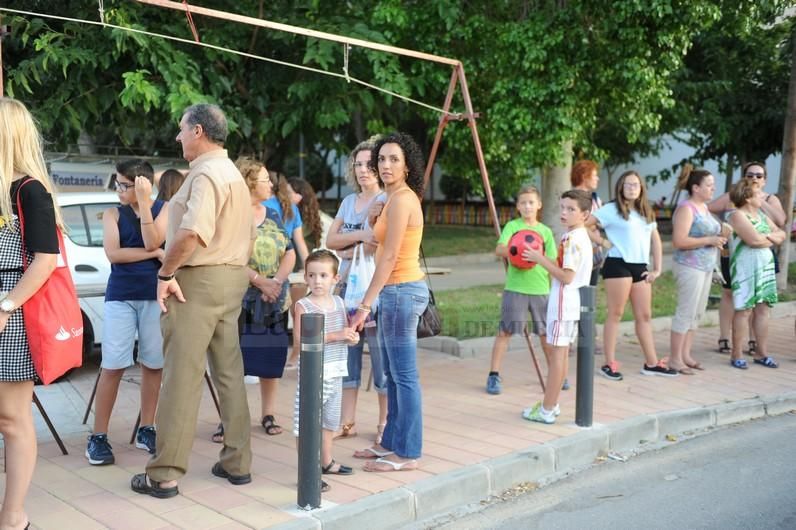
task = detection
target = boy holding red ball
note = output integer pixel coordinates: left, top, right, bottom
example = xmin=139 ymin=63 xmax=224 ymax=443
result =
xmin=521 ymin=189 xmax=593 ymax=424
xmin=486 ymin=185 xmax=557 ymax=395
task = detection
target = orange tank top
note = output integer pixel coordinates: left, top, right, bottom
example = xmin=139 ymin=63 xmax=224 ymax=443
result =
xmin=373 ymin=189 xmax=424 ymax=285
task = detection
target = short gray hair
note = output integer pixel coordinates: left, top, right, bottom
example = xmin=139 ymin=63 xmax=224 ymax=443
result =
xmin=184 ymin=103 xmax=228 ymax=145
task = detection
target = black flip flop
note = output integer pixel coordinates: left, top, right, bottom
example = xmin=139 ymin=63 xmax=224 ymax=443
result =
xmin=261 ymin=415 xmax=283 ymax=436
xmin=130 ymin=473 xmax=179 ymax=499
xmin=211 ymin=423 xmax=224 ymax=444
xmin=322 ymin=459 xmax=354 ymax=475
xmin=211 ymin=462 xmax=252 ymax=485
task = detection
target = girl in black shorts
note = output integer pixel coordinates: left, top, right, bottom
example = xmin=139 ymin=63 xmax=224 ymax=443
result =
xmin=590 ymin=171 xmax=677 ymax=381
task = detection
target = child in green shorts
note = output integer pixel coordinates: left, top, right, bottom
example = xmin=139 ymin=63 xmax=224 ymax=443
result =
xmin=486 ymin=185 xmax=557 ymax=395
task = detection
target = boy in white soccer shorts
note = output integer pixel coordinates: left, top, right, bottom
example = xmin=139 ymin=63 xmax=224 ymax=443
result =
xmin=520 ymin=189 xmax=593 ymax=424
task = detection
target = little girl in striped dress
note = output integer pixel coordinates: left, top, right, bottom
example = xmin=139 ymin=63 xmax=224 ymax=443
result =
xmin=292 ymin=250 xmax=360 ymax=492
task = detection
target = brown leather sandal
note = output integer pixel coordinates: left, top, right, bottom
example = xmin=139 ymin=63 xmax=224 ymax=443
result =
xmin=375 ymin=423 xmax=386 ymax=445
xmin=334 ymin=422 xmax=357 ymax=439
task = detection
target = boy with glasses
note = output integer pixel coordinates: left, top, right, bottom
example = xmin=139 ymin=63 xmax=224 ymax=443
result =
xmin=86 ymin=159 xmax=168 ymax=465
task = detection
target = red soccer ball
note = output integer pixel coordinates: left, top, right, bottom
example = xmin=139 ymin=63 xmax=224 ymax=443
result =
xmin=508 ymin=229 xmax=544 ymax=270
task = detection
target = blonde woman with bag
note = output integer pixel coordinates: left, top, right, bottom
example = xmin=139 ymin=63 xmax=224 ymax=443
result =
xmin=0 ymin=98 xmax=64 ymax=530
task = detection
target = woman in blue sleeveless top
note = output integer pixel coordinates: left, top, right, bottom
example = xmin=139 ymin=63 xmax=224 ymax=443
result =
xmin=86 ymin=159 xmax=168 ymax=466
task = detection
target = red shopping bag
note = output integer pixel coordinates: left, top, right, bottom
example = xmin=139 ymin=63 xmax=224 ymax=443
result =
xmin=16 ymin=179 xmax=83 ymax=384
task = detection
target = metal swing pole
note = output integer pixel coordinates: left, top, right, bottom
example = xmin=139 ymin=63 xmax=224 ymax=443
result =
xmin=136 ymin=0 xmax=547 ymax=391
xmin=423 ymin=64 xmax=546 ymax=391
xmin=460 ymin=65 xmax=545 ymax=391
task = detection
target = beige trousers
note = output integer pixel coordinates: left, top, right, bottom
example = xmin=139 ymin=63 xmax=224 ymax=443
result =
xmin=146 ymin=265 xmax=251 ymax=482
xmin=672 ymin=261 xmax=713 ymax=334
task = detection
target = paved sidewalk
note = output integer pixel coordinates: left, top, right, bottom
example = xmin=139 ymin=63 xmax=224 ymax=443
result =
xmin=2 ymin=311 xmax=794 ymax=529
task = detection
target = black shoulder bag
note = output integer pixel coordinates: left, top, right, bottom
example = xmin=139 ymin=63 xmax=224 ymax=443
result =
xmin=417 ymin=246 xmax=442 ymax=338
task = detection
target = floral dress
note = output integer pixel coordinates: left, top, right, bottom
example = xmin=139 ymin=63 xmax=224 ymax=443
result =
xmin=239 ymin=206 xmax=293 ymax=378
xmin=729 ymin=212 xmax=777 ymax=310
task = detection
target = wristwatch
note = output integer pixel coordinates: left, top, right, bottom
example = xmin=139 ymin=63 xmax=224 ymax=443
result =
xmin=0 ymin=297 xmax=16 ymax=314
xmin=157 ymin=273 xmax=175 ymax=281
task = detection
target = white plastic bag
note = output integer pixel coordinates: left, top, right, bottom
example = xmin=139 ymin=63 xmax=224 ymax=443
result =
xmin=344 ymin=244 xmax=376 ymax=314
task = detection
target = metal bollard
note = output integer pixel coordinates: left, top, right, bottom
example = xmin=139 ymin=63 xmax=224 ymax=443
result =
xmin=297 ymin=313 xmax=324 ymax=509
xmin=576 ymin=285 xmax=596 ymax=427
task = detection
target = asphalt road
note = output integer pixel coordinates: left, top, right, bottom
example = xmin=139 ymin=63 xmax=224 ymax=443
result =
xmin=428 ymin=413 xmax=796 ymax=530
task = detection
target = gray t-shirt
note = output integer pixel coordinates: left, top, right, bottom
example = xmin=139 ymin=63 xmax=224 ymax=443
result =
xmin=334 ymin=191 xmax=385 ymax=279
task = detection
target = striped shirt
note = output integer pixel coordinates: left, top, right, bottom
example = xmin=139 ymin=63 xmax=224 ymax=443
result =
xmin=296 ymin=295 xmax=349 ymax=378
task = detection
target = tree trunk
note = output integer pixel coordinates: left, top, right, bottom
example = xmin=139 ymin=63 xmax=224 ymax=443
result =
xmin=725 ymin=152 xmax=734 ymax=193
xmin=77 ymin=130 xmax=97 ymax=155
xmin=353 ymin=110 xmax=364 ymax=143
xmin=542 ymin=139 xmax=573 ymax=238
xmin=776 ymin=27 xmax=796 ymax=290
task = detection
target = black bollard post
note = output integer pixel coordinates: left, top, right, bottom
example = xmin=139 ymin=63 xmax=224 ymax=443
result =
xmin=576 ymin=285 xmax=596 ymax=427
xmin=297 ymin=313 xmax=324 ymax=509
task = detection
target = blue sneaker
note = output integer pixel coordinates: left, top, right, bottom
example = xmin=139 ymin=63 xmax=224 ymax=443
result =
xmin=561 ymin=378 xmax=570 ymax=391
xmin=136 ymin=425 xmax=157 ymax=454
xmin=486 ymin=374 xmax=502 ymax=395
xmin=85 ymin=433 xmax=115 ymax=465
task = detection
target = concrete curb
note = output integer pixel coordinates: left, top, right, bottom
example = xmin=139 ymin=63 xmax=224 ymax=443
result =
xmin=273 ymin=393 xmax=796 ymax=529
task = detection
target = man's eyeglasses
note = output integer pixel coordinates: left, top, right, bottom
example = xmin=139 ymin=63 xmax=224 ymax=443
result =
xmin=114 ymin=181 xmax=134 ymax=192
xmin=745 ymin=172 xmax=765 ymax=179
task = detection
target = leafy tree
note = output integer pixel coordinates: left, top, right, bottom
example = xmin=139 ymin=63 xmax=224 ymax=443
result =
xmin=1 ymin=0 xmax=791 ymax=226
xmin=669 ymin=1 xmax=793 ymax=191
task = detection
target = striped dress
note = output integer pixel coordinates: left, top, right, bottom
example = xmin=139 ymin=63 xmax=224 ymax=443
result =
xmin=729 ymin=212 xmax=777 ymax=310
xmin=292 ymin=295 xmax=349 ymax=435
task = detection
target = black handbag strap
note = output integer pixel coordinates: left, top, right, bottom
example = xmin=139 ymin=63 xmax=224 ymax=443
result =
xmin=419 ymin=245 xmax=436 ymax=304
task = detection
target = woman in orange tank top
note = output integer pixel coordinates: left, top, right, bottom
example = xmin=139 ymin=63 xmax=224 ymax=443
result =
xmin=350 ymin=133 xmax=429 ymax=472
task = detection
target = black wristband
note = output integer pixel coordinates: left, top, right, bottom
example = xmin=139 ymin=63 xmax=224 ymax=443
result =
xmin=157 ymin=273 xmax=175 ymax=281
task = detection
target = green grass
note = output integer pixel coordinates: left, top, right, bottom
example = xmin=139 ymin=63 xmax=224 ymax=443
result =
xmin=422 ymin=225 xmax=497 ymax=257
xmin=436 ymin=262 xmax=796 ymax=340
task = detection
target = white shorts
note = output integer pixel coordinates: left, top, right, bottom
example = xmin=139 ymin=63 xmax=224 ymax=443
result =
xmin=101 ymin=300 xmax=164 ymax=369
xmin=546 ymin=320 xmax=578 ymax=347
xmin=293 ymin=375 xmax=343 ymax=436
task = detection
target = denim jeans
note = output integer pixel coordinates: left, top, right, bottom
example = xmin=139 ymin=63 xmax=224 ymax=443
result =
xmin=342 ymin=323 xmax=387 ymax=394
xmin=377 ymin=280 xmax=429 ymax=459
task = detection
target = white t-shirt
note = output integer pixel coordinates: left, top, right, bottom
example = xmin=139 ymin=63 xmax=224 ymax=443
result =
xmin=546 ymin=227 xmax=593 ymax=322
xmin=334 ymin=192 xmax=385 ymax=278
xmin=593 ymin=203 xmax=657 ymax=264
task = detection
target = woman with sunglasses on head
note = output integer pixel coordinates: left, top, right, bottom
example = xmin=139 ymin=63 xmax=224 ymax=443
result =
xmin=709 ymin=162 xmax=786 ymax=356
xmin=589 ymin=170 xmax=677 ymax=381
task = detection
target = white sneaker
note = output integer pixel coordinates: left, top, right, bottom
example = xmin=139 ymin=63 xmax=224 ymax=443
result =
xmin=521 ymin=402 xmax=556 ymax=424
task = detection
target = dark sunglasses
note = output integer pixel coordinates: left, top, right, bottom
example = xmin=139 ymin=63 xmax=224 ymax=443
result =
xmin=745 ymin=172 xmax=765 ymax=179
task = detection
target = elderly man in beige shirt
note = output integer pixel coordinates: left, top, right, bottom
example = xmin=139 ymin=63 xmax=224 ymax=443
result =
xmin=131 ymin=104 xmax=255 ymax=498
